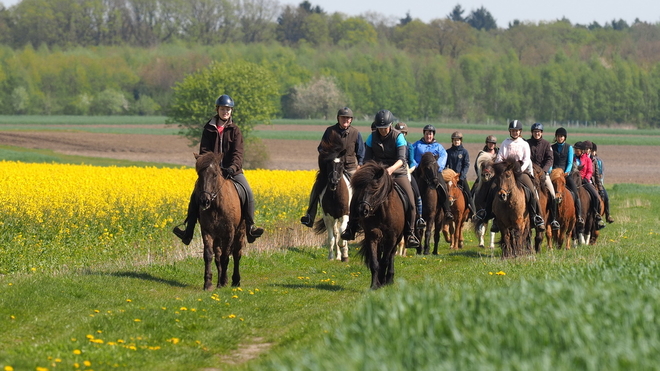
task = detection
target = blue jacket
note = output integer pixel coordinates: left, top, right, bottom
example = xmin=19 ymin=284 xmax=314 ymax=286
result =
xmin=446 ymin=144 xmax=470 ymax=181
xmin=410 ymin=139 xmax=447 ymax=170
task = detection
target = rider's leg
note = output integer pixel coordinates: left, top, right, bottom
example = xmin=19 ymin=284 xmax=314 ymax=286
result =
xmin=340 ymin=189 xmax=361 ymax=241
xmin=521 ymin=173 xmax=545 ymax=231
xmin=566 ymin=175 xmax=584 ymax=227
xmin=601 ymin=187 xmax=614 ymax=223
xmin=395 ymin=176 xmax=420 ymax=248
xmin=545 ymin=175 xmax=560 ymax=230
xmin=410 ymin=176 xmax=426 ymax=229
xmin=234 ymin=173 xmax=264 ymax=241
xmin=584 ymin=180 xmax=605 ymax=229
xmin=301 ymin=178 xmax=322 ymax=227
xmin=437 ymin=174 xmax=454 ymax=221
xmin=173 ymin=189 xmax=198 ymax=245
xmin=459 ymin=178 xmax=476 ymax=218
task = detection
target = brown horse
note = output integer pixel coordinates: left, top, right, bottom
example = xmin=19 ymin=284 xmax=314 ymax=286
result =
xmin=194 ymin=152 xmax=244 ymax=290
xmin=550 ymin=168 xmax=575 ymax=249
xmin=531 ymin=164 xmax=552 ymax=253
xmin=472 ymin=159 xmax=496 ymax=249
xmin=491 ymin=158 xmax=533 ymax=258
xmin=441 ymin=168 xmax=468 ymax=251
xmin=570 ymin=171 xmax=602 ymax=246
xmin=413 ymin=152 xmax=443 ymax=255
xmin=312 ymin=130 xmax=351 ymax=261
xmin=351 ymin=161 xmax=405 ymax=289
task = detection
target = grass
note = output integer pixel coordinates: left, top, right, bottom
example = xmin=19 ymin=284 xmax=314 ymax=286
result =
xmin=1 ymin=183 xmax=659 ymax=370
xmin=0 ymin=145 xmax=182 ymax=167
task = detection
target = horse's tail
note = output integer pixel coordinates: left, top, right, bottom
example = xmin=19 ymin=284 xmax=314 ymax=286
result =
xmin=358 ymin=228 xmax=383 ymax=265
xmin=313 ymin=218 xmax=327 ymax=234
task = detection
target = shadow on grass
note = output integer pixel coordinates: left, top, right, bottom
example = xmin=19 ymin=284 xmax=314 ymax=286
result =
xmin=447 ymin=250 xmax=497 ymax=259
xmin=86 ymin=270 xmax=188 ymax=288
xmin=271 ymin=283 xmax=359 ymax=292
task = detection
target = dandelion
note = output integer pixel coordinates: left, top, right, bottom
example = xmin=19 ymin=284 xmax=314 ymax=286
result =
xmin=83 ymin=361 xmax=91 ymax=367
xmin=134 ymin=319 xmax=141 ymax=322
xmin=126 ymin=299 xmax=132 ymax=302
xmin=36 ymin=367 xmax=48 ymax=371
xmin=4 ymin=366 xmax=14 ymax=371
xmin=496 ymin=271 xmax=506 ymax=276
xmin=228 ymin=314 xmax=236 ymax=319
xmin=167 ymin=338 xmax=180 ymax=344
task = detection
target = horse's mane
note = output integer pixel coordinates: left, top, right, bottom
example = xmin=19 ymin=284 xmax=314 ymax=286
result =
xmin=493 ymin=157 xmax=524 ymax=187
xmin=550 ymin=168 xmax=565 ymax=183
xmin=479 ymin=157 xmax=494 ymax=172
xmin=196 ymin=152 xmax=223 ymax=173
xmin=351 ymin=161 xmax=393 ymax=208
xmin=441 ymin=168 xmax=458 ymax=183
xmin=419 ymin=152 xmax=438 ymax=169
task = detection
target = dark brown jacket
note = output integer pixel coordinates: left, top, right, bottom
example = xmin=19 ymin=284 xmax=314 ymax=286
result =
xmin=199 ymin=116 xmax=244 ymax=175
xmin=527 ymin=137 xmax=553 ymax=173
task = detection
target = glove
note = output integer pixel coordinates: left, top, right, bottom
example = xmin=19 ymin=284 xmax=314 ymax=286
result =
xmin=222 ymin=167 xmax=236 ymax=178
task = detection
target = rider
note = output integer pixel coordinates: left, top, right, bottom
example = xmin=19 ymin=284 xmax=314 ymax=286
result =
xmin=395 ymin=122 xmax=426 ymax=229
xmin=590 ymin=142 xmax=614 ymax=224
xmin=341 ymin=110 xmax=421 ymax=248
xmin=173 ymin=94 xmax=264 ymax=245
xmin=550 ymin=127 xmax=584 ymax=228
xmin=409 ymin=124 xmax=454 ymax=221
xmin=573 ymin=141 xmax=606 ymax=230
xmin=474 ymin=120 xmax=547 ymax=231
xmin=300 ymin=107 xmax=365 ymax=227
xmin=445 ymin=131 xmax=478 ymax=217
xmin=472 ymin=135 xmax=498 ymax=195
xmin=527 ymin=123 xmax=561 ymax=230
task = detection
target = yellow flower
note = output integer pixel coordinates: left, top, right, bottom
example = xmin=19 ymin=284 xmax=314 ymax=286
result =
xmin=73 ymin=349 xmax=82 ymax=355
xmin=228 ymin=314 xmax=237 ymax=319
xmin=4 ymin=366 xmax=15 ymax=371
xmin=496 ymin=271 xmax=506 ymax=275
xmin=83 ymin=360 xmax=92 ymax=367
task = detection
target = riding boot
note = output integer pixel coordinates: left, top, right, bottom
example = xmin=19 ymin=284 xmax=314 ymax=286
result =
xmin=405 ymin=219 xmax=420 ymax=249
xmin=173 ymin=192 xmax=198 ymax=245
xmin=245 ymin=195 xmax=264 ymax=243
xmin=526 ymin=188 xmax=545 ymax=231
xmin=550 ymin=198 xmax=561 ymax=230
xmin=340 ymin=219 xmax=359 ymax=241
xmin=301 ymin=181 xmax=321 ymax=228
xmin=573 ymin=191 xmax=584 ymax=228
xmin=416 ymin=196 xmax=426 ymax=229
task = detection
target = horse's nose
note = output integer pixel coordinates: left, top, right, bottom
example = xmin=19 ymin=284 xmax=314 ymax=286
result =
xmin=199 ymin=196 xmax=211 ymax=210
xmin=498 ymin=190 xmax=508 ymax=201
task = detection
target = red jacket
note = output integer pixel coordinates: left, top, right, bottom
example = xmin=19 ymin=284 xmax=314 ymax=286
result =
xmin=576 ymin=152 xmax=592 ymax=181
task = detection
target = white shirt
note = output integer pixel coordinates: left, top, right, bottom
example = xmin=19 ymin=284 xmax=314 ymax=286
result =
xmin=497 ymin=137 xmax=534 ymax=177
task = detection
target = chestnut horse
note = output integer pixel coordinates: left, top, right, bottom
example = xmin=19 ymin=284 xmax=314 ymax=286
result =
xmin=312 ymin=130 xmax=351 ymax=261
xmin=413 ymin=152 xmax=444 ymax=255
xmin=491 ymin=158 xmax=533 ymax=258
xmin=441 ymin=168 xmax=468 ymax=251
xmin=351 ymin=162 xmax=405 ymax=289
xmin=472 ymin=159 xmax=496 ymax=249
xmin=531 ymin=164 xmax=552 ymax=253
xmin=194 ymin=152 xmax=244 ymax=290
xmin=549 ymin=168 xmax=575 ymax=249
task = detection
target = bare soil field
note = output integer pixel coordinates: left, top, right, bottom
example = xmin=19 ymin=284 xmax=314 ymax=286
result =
xmin=1 ymin=125 xmax=658 ymax=184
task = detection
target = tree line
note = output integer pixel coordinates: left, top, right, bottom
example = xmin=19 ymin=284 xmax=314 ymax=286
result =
xmin=1 ymin=0 xmax=660 ymax=127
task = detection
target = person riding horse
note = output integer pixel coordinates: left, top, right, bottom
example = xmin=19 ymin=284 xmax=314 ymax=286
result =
xmin=301 ymin=107 xmax=365 ymax=228
xmin=527 ymin=123 xmax=561 ymax=230
xmin=590 ymin=142 xmax=614 ymax=224
xmin=573 ymin=141 xmax=606 ymax=230
xmin=395 ymin=122 xmax=426 ymax=230
xmin=472 ymin=135 xmax=498 ymax=195
xmin=341 ymin=109 xmax=421 ymax=249
xmin=409 ymin=124 xmax=454 ymax=221
xmin=550 ymin=127 xmax=584 ymax=229
xmin=445 ymin=131 xmax=478 ymax=218
xmin=474 ymin=120 xmax=547 ymax=232
xmin=173 ymin=94 xmax=264 ymax=245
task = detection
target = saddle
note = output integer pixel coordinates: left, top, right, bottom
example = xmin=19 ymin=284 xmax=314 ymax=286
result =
xmin=230 ymin=179 xmax=249 ymax=215
xmin=393 ymin=181 xmax=413 ymax=218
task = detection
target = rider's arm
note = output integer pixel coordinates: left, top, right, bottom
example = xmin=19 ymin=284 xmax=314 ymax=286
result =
xmin=565 ymin=146 xmax=574 ymax=174
xmin=437 ymin=145 xmax=448 ymax=170
xmin=355 ymin=132 xmax=365 ymax=166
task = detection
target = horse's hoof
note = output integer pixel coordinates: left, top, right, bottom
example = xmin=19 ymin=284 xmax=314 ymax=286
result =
xmin=423 ymin=249 xmax=430 ymax=255
xmin=479 ymin=244 xmax=485 ymax=248
xmin=203 ymin=284 xmax=213 ymax=291
xmin=341 ymin=256 xmax=349 ymax=262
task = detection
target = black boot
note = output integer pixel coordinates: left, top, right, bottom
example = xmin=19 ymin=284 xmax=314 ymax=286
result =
xmin=550 ymin=198 xmax=560 ymax=230
xmin=341 ymin=221 xmax=358 ymax=241
xmin=595 ymin=214 xmax=606 ymax=230
xmin=173 ymin=221 xmax=194 ymax=245
xmin=246 ymin=224 xmax=264 ymax=243
xmin=300 ymin=214 xmax=314 ymax=228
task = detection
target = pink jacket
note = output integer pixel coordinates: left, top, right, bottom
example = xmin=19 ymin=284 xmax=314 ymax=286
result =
xmin=576 ymin=152 xmax=593 ymax=181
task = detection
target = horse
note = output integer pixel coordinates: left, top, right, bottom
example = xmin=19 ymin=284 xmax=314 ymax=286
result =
xmin=351 ymin=161 xmax=406 ymax=289
xmin=194 ymin=152 xmax=245 ymax=290
xmin=413 ymin=152 xmax=444 ymax=255
xmin=570 ymin=171 xmax=599 ymax=246
xmin=490 ymin=158 xmax=533 ymax=258
xmin=531 ymin=164 xmax=552 ymax=253
xmin=549 ymin=168 xmax=575 ymax=249
xmin=472 ymin=158 xmax=496 ymax=249
xmin=440 ymin=168 xmax=468 ymax=251
xmin=312 ymin=130 xmax=351 ymax=261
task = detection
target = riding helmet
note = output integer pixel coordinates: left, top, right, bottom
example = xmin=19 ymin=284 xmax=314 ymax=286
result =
xmin=573 ymin=141 xmax=586 ymax=150
xmin=337 ymin=107 xmax=353 ymax=118
xmin=531 ymin=122 xmax=544 ymax=132
xmin=215 ymin=94 xmax=234 ymax=107
xmin=508 ymin=120 xmax=523 ymax=131
xmin=583 ymin=140 xmax=593 ymax=150
xmin=486 ymin=135 xmax=497 ymax=144
xmin=555 ymin=127 xmax=567 ymax=138
xmin=394 ymin=122 xmax=408 ymax=134
xmin=423 ymin=124 xmax=436 ymax=134
xmin=592 ymin=142 xmax=598 ymax=152
xmin=373 ymin=110 xmax=394 ymax=128
xmin=451 ymin=131 xmax=463 ymax=139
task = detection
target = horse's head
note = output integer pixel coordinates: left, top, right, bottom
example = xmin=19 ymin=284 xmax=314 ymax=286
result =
xmin=194 ymin=152 xmax=224 ymax=210
xmin=327 ymin=153 xmax=346 ymax=192
xmin=419 ymin=152 xmax=440 ymax=188
xmin=550 ymin=168 xmax=566 ymax=204
xmin=351 ymin=162 xmax=391 ymax=218
xmin=493 ymin=158 xmax=521 ymax=202
xmin=480 ymin=160 xmax=494 ymax=183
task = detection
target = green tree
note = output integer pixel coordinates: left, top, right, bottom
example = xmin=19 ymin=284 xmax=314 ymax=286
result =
xmin=334 ymin=17 xmax=377 ymax=47
xmin=447 ymin=4 xmax=465 ymax=22
xmin=466 ymin=6 xmax=497 ymax=31
xmin=167 ymin=60 xmax=278 ymax=144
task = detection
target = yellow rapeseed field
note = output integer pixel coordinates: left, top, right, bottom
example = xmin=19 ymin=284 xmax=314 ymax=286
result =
xmin=0 ymin=161 xmax=315 ymax=273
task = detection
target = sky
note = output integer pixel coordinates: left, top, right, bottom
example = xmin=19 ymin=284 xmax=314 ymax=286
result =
xmin=2 ymin=0 xmax=659 ymax=28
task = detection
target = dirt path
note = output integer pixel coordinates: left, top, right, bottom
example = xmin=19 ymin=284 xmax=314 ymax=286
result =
xmin=0 ymin=128 xmax=657 ymax=184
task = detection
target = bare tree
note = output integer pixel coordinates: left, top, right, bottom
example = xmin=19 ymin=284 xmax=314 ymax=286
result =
xmin=289 ymin=76 xmax=343 ymax=119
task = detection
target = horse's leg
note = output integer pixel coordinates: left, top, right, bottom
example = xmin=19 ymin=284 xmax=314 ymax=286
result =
xmin=478 ymin=223 xmax=485 ymax=248
xmin=338 ymin=215 xmax=349 ymax=261
xmin=217 ymin=238 xmax=230 ymax=288
xmin=384 ymin=243 xmax=397 ymax=286
xmin=323 ymin=214 xmax=336 ymax=260
xmin=369 ymin=238 xmax=381 ymax=289
xmin=202 ymin=233 xmax=215 ymax=291
xmin=488 ymin=223 xmax=496 ymax=249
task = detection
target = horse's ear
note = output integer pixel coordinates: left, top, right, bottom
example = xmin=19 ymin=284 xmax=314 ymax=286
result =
xmin=194 ymin=153 xmax=200 ymax=160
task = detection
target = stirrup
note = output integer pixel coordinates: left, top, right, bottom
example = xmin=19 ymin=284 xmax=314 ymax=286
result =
xmin=550 ymin=220 xmax=561 ymax=230
xmin=300 ymin=214 xmax=314 ymax=228
xmin=577 ymin=216 xmax=585 ymax=226
xmin=445 ymin=211 xmax=455 ymax=221
xmin=341 ymin=226 xmax=356 ymax=241
xmin=533 ymin=215 xmax=546 ymax=231
xmin=406 ymin=234 xmax=420 ymax=249
xmin=416 ymin=218 xmax=427 ymax=229
xmin=474 ymin=209 xmax=487 ymax=220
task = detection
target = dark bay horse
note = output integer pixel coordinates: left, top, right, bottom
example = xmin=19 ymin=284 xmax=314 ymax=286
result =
xmin=351 ymin=161 xmax=405 ymax=289
xmin=413 ymin=152 xmax=443 ymax=255
xmin=531 ymin=164 xmax=552 ymax=253
xmin=491 ymin=158 xmax=533 ymax=258
xmin=550 ymin=168 xmax=575 ymax=249
xmin=312 ymin=130 xmax=351 ymax=261
xmin=441 ymin=168 xmax=468 ymax=251
xmin=570 ymin=171 xmax=603 ymax=246
xmin=194 ymin=152 xmax=244 ymax=290
xmin=472 ymin=158 xmax=496 ymax=249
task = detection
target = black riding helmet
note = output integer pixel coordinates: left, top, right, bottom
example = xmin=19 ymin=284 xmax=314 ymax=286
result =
xmin=555 ymin=127 xmax=567 ymax=138
xmin=215 ymin=94 xmax=234 ymax=107
xmin=423 ymin=124 xmax=436 ymax=134
xmin=373 ymin=110 xmax=394 ymax=129
xmin=508 ymin=120 xmax=523 ymax=131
